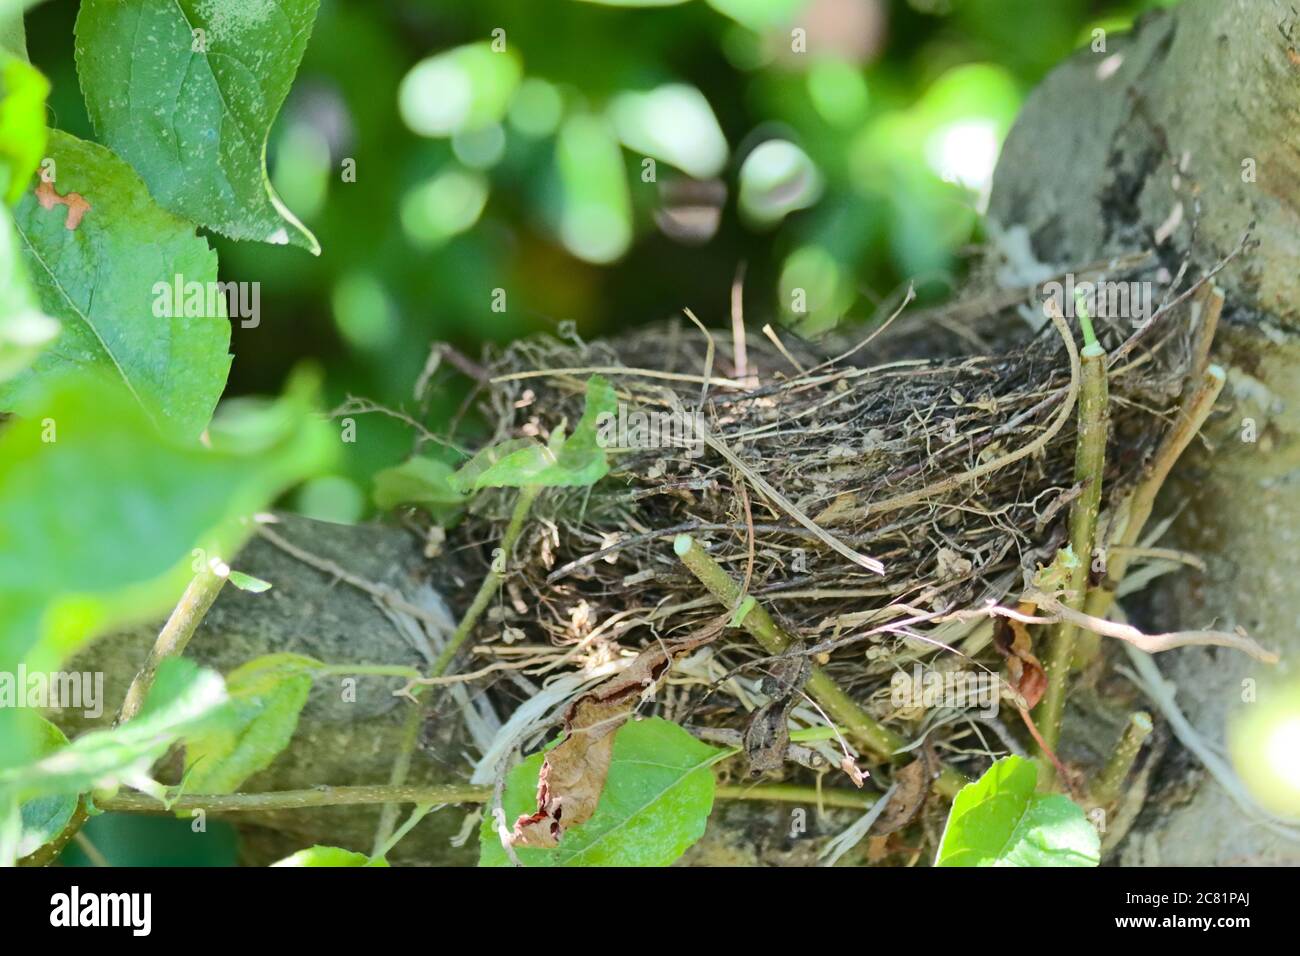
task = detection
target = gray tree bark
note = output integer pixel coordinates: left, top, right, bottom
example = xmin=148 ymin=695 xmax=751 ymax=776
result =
xmin=61 ymin=515 xmax=482 ymax=865
xmin=986 ymin=0 xmax=1300 ymax=864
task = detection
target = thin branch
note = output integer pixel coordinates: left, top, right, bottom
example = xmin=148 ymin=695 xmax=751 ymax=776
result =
xmin=673 ymin=533 xmax=966 ymax=798
xmin=1034 ymin=593 xmax=1278 ymax=663
xmin=1037 ymin=339 xmax=1108 ymax=784
xmin=715 ymin=783 xmax=874 ymax=811
xmin=491 ymin=366 xmax=747 ymax=389
xmin=430 ymin=485 xmax=540 ymax=680
xmin=1085 ymin=364 xmax=1226 ymax=624
xmin=93 ymin=781 xmax=876 ymax=814
xmin=378 ymin=484 xmax=541 ymax=852
xmin=1091 ymin=711 xmax=1153 ymax=806
xmin=256 ymin=522 xmax=450 ymax=629
xmin=23 ymin=562 xmax=231 ymax=866
xmin=118 ymin=564 xmax=228 ymax=723
xmin=371 ymin=705 xmax=425 ymax=857
xmin=99 ymin=785 xmax=490 ymax=812
xmin=1106 ymin=231 xmax=1251 ymax=369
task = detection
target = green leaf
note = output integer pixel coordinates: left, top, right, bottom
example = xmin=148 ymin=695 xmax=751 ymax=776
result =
xmin=738 ymin=139 xmax=823 ymax=228
xmin=0 ymin=202 xmax=56 ymax=383
xmin=479 ymin=717 xmax=721 ymax=867
xmin=400 ymin=167 xmax=489 ymax=248
xmin=292 ymin=474 xmax=364 ymax=524
xmin=14 ymin=715 xmax=74 ymax=857
xmin=0 ymin=0 xmax=44 ymax=57
xmin=608 ymin=84 xmax=728 ymax=179
xmin=778 ymin=244 xmax=853 ymax=336
xmin=705 ymin=0 xmax=807 ymax=30
xmin=271 ymin=844 xmax=373 ymax=867
xmin=0 ymin=658 xmax=230 ymax=803
xmin=183 ymin=653 xmax=320 ymax=794
xmin=372 ymin=456 xmax=469 ymax=515
xmin=74 ymin=0 xmax=322 ymax=253
xmin=0 ymin=50 xmax=47 ymax=204
xmin=4 ymin=130 xmax=232 ymax=440
xmin=450 ymin=437 xmax=552 ymax=493
xmin=1033 ymin=545 xmax=1080 ymax=594
xmin=556 ymin=115 xmax=632 ymax=265
xmin=806 ymin=59 xmax=869 ymax=128
xmin=452 ymin=375 xmax=617 ymax=491
xmin=226 ymin=570 xmax=272 ymax=594
xmin=0 ymin=373 xmax=334 ymax=674
xmin=574 ymin=0 xmax=690 ymax=7
xmin=0 ymin=49 xmax=56 ymax=383
xmin=935 ymin=755 xmax=1100 ymax=867
xmin=398 ymin=42 xmax=522 ymax=139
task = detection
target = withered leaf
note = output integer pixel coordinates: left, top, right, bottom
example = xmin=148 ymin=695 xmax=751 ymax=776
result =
xmin=742 ymin=700 xmax=791 ymax=777
xmin=993 ymin=602 xmax=1047 ymax=709
xmin=759 ymin=643 xmax=811 ymax=699
xmin=742 ymin=644 xmax=811 ymax=777
xmin=872 ymin=758 xmax=929 ymax=835
xmin=866 ymin=834 xmax=892 ymax=864
xmin=839 ymin=755 xmax=867 ymax=788
xmin=512 ymin=632 xmax=714 ymax=849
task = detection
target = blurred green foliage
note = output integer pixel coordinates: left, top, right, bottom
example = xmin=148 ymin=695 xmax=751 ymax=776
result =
xmin=25 ymin=0 xmax=1180 ymax=521
xmin=59 ymin=814 xmax=240 ymax=867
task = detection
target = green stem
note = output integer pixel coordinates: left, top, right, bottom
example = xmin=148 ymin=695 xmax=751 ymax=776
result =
xmin=372 ymin=802 xmax=436 ymax=861
xmin=1075 ymin=294 xmax=1099 ymax=350
xmin=1091 ymin=711 xmax=1153 ymax=806
xmin=19 ymin=802 xmax=87 ymax=867
xmin=1037 ymin=343 xmax=1108 ymax=787
xmin=673 ymin=534 xmax=966 ymax=799
xmin=1075 ymin=365 xmax=1226 ymax=670
xmin=373 ymin=484 xmax=541 ymax=852
xmin=95 ymin=785 xmax=490 ymax=813
xmin=88 ymin=780 xmax=877 ymax=815
xmin=715 ymin=783 xmax=875 ymax=811
xmin=313 ymin=663 xmax=424 ymax=680
xmin=371 ymin=704 xmax=425 ymax=856
xmin=24 ymin=563 xmax=228 ymax=865
xmin=1083 ymin=366 xmax=1226 ymax=625
xmin=118 ymin=564 xmax=228 ymax=723
xmin=431 ymin=485 xmax=541 ymax=676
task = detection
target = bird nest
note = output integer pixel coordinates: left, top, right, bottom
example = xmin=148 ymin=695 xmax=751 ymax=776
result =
xmin=428 ymin=285 xmax=1211 ymax=856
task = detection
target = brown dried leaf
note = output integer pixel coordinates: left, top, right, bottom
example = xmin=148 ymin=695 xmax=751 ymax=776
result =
xmin=993 ymin=601 xmax=1047 ymax=709
xmin=840 ymin=755 xmax=866 ymax=788
xmin=511 ymin=633 xmax=714 ymax=848
xmin=743 ymin=700 xmax=792 ymax=777
xmin=872 ymin=758 xmax=929 ymax=835
xmin=742 ymin=644 xmax=811 ymax=777
xmin=866 ymin=835 xmax=892 ymax=864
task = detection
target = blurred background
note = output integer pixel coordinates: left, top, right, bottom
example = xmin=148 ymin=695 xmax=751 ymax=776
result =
xmin=31 ymin=0 xmax=1179 ymax=530
xmin=27 ymin=0 xmax=1188 ymax=867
